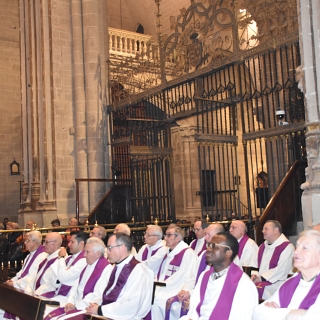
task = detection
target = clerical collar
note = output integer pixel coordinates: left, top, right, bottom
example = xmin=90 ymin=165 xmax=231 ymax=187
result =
xmin=211 ymin=266 xmax=229 ymax=280
xmin=116 ymin=256 xmax=129 ymax=265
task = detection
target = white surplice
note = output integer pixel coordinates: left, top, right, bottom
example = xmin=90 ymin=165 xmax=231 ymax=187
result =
xmin=253 ymin=272 xmax=320 ymax=320
xmin=255 ymin=234 xmax=295 ymax=299
xmin=152 ymin=241 xmax=199 ymax=320
xmin=189 ymin=237 xmax=205 ymax=256
xmin=136 ymin=239 xmax=167 ymax=275
xmin=233 ymin=236 xmax=259 ymax=268
xmin=180 ymin=268 xmax=258 ymax=320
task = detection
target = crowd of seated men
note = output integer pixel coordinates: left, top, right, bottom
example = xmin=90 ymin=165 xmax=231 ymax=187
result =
xmin=0 ymin=219 xmax=320 ymax=320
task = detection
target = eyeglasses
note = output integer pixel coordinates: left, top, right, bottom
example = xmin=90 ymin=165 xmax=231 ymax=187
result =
xmin=206 ymin=242 xmax=231 ymax=251
xmin=165 ymin=233 xmax=177 ymax=237
xmin=106 ymin=244 xmax=122 ymax=251
xmin=44 ymin=240 xmax=57 ymax=245
xmin=144 ymin=233 xmax=157 ymax=237
xmin=193 ymin=228 xmax=203 ymax=232
xmin=24 ymin=239 xmax=32 ymax=243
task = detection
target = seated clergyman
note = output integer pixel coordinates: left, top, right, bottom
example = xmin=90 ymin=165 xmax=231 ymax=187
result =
xmin=252 ymin=229 xmax=320 ymax=320
xmin=62 ymin=232 xmax=153 ymax=320
xmin=180 ymin=232 xmax=258 ymax=320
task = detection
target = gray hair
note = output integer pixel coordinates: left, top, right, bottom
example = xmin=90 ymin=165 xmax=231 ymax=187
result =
xmin=299 ymin=230 xmax=320 ymax=252
xmin=147 ymin=224 xmax=163 ymax=240
xmin=167 ymin=224 xmax=184 ymax=241
xmin=113 ymin=233 xmax=133 ymax=252
xmin=27 ymin=230 xmax=43 ymax=244
xmin=94 ymin=226 xmax=107 ymax=240
xmin=86 ymin=237 xmax=106 ymax=256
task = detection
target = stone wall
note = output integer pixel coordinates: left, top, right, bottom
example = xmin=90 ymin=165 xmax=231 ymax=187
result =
xmin=0 ymin=0 xmax=21 ymax=222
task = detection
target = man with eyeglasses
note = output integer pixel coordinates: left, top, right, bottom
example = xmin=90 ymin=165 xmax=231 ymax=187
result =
xmin=43 ymin=237 xmax=110 ymax=320
xmin=136 ymin=224 xmax=167 ymax=274
xmin=80 ymin=232 xmax=154 ymax=320
xmin=113 ymin=223 xmax=137 ymax=255
xmin=151 ymin=224 xmax=198 ymax=320
xmin=189 ymin=219 xmax=208 ymax=256
xmin=5 ymin=230 xmax=46 ymax=290
xmin=23 ymin=232 xmax=63 ymax=294
xmin=180 ymin=232 xmax=258 ymax=320
xmin=1 ymin=231 xmax=47 ymax=319
xmin=168 ymin=223 xmax=225 ymax=319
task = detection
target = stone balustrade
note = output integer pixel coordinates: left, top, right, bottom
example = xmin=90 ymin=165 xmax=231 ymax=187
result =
xmin=108 ymin=27 xmax=159 ymax=60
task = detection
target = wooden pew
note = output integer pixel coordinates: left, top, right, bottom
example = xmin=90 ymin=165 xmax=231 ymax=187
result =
xmin=0 ymin=283 xmax=59 ymax=320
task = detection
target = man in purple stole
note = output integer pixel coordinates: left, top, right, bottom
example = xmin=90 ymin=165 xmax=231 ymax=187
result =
xmin=5 ymin=230 xmax=46 ymax=291
xmin=77 ymin=233 xmax=153 ymax=320
xmin=136 ymin=224 xmax=167 ymax=275
xmin=152 ymin=224 xmax=199 ymax=320
xmin=41 ymin=231 xmax=88 ymax=303
xmin=180 ymin=232 xmax=258 ymax=320
xmin=167 ymin=223 xmax=225 ymax=320
xmin=43 ymin=237 xmax=110 ymax=320
xmin=0 ymin=231 xmax=47 ymax=320
xmin=189 ymin=220 xmax=209 ymax=256
xmin=20 ymin=232 xmax=63 ymax=294
xmin=229 ymin=220 xmax=258 ymax=267
xmin=253 ymin=230 xmax=320 ymax=320
xmin=251 ymin=220 xmax=294 ymax=299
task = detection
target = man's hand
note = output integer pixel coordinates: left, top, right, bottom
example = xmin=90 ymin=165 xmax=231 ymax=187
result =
xmin=285 ymin=309 xmax=307 ymax=319
xmin=178 ymin=290 xmax=190 ymax=301
xmin=6 ymin=280 xmax=13 ymax=286
xmin=64 ymin=303 xmax=75 ymax=312
xmin=86 ymin=303 xmax=99 ymax=315
xmin=265 ymin=301 xmax=279 ymax=308
xmin=59 ymin=247 xmax=67 ymax=258
xmin=251 ymin=274 xmax=261 ymax=283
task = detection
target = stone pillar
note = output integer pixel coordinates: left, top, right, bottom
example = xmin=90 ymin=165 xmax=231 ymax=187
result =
xmin=298 ymin=0 xmax=320 ymax=228
xmin=19 ymin=0 xmax=56 ymax=224
xmin=71 ymin=0 xmax=89 ymax=216
xmin=82 ymin=0 xmax=107 ymax=214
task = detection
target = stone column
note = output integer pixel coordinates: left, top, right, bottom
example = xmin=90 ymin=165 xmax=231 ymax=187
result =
xmin=298 ymin=0 xmax=320 ymax=228
xmin=82 ymin=0 xmax=107 ymax=213
xmin=71 ymin=0 xmax=89 ymax=216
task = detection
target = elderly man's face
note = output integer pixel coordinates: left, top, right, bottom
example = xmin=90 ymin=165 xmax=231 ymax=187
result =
xmin=294 ymin=235 xmax=320 ymax=272
xmin=144 ymin=227 xmax=158 ymax=246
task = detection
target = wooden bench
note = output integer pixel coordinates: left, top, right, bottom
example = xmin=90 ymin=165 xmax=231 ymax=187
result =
xmin=0 ymin=283 xmax=59 ymax=320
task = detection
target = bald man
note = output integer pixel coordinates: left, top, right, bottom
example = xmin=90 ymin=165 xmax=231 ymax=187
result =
xmin=23 ymin=232 xmax=63 ymax=294
xmin=114 ymin=223 xmax=137 ymax=255
xmin=229 ymin=220 xmax=258 ymax=268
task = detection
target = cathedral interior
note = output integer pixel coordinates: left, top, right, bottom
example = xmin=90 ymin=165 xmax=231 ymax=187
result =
xmin=0 ymin=0 xmax=319 ymax=237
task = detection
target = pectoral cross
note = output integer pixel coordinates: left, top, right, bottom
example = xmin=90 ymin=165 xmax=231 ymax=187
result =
xmin=168 ymin=266 xmax=177 ymax=276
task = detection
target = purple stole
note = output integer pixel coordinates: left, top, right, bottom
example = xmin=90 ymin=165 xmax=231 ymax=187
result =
xmin=43 ymin=256 xmax=109 ymax=320
xmin=41 ymin=251 xmax=86 ymax=298
xmin=157 ymin=247 xmax=189 ymax=281
xmin=196 ymin=253 xmax=211 ymax=284
xmin=256 ymin=241 xmax=291 ymax=298
xmin=142 ymin=245 xmax=162 ymax=261
xmin=238 ymin=234 xmax=249 ymax=259
xmin=196 ymin=263 xmax=243 ymax=320
xmin=279 ymin=273 xmax=320 ymax=309
xmin=19 ymin=245 xmax=45 ymax=278
xmin=190 ymin=239 xmax=207 ymax=256
xmin=35 ymin=255 xmax=58 ymax=290
xmin=102 ymin=257 xmax=139 ymax=305
xmin=165 ymin=253 xmax=213 ymax=320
